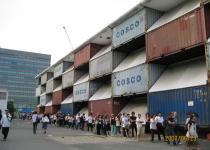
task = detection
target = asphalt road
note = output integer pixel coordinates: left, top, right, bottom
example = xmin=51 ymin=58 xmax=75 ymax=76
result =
xmin=0 ymin=120 xmax=209 ymax=150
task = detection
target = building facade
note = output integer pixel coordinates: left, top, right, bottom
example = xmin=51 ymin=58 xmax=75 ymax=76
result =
xmin=0 ymin=48 xmax=50 ymax=110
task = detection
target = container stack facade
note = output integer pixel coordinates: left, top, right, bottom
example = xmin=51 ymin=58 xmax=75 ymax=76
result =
xmin=35 ymin=0 xmax=210 ymax=128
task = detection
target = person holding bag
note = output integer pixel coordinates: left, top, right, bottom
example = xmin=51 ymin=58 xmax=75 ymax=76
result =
xmin=42 ymin=114 xmax=49 ymax=134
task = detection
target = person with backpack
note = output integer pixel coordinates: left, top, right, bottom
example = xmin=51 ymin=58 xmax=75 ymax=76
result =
xmin=32 ymin=111 xmax=39 ymax=134
xmin=1 ymin=109 xmax=12 ymax=141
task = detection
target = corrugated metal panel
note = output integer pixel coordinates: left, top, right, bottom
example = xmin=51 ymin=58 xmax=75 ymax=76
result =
xmin=74 ymin=44 xmax=103 ymax=68
xmin=41 ymin=73 xmax=47 ymax=85
xmin=112 ymin=8 xmax=161 ymax=48
xmin=149 ymin=85 xmax=210 ymax=127
xmin=202 ymin=0 xmax=210 ymax=5
xmin=89 ymin=84 xmax=111 ymax=101
xmin=89 ymin=52 xmax=112 ymax=79
xmin=46 ymin=79 xmax=53 ymax=93
xmin=112 ymin=64 xmax=148 ymax=96
xmin=62 ymin=69 xmax=74 ymax=88
xmin=35 ymin=86 xmax=41 ymax=96
xmin=54 ymin=63 xmax=63 ymax=78
xmin=147 ymin=8 xmax=206 ymax=61
xmin=120 ymin=98 xmax=147 ymax=121
xmin=205 ymin=5 xmax=210 ymax=39
xmin=90 ymin=45 xmax=112 ymax=60
xmin=52 ymin=90 xmax=63 ymax=105
xmin=149 ymin=58 xmax=207 ymax=92
xmin=112 ymin=51 xmax=127 ymax=69
xmin=45 ymin=105 xmax=59 ymax=114
xmin=74 ymin=70 xmax=86 ymax=83
xmin=60 ymin=103 xmax=73 ymax=114
xmin=113 ymin=50 xmax=146 ymax=73
xmin=40 ymin=95 xmax=47 ymax=106
xmin=41 ymin=86 xmax=46 ymax=94
xmin=74 ymin=73 xmax=89 ymax=85
xmin=53 ymin=80 xmax=62 ymax=90
xmin=73 ymin=82 xmax=89 ymax=102
xmin=89 ymin=99 xmax=113 ymax=117
xmin=148 ymin=0 xmax=200 ymax=32
xmin=61 ymin=95 xmax=73 ymax=104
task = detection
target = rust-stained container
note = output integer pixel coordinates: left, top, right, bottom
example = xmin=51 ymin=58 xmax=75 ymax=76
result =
xmin=45 ymin=101 xmax=59 ymax=114
xmin=62 ymin=66 xmax=74 ymax=89
xmin=52 ymin=87 xmax=70 ymax=105
xmin=146 ymin=1 xmax=207 ymax=62
xmin=74 ymin=43 xmax=103 ymax=68
xmin=89 ymin=45 xmax=127 ymax=80
xmin=89 ymin=98 xmax=125 ymax=117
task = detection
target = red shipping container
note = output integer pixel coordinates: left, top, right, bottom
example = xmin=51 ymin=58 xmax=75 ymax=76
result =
xmin=45 ymin=105 xmax=59 ymax=114
xmin=74 ymin=43 xmax=103 ymax=68
xmin=52 ymin=89 xmax=70 ymax=105
xmin=146 ymin=8 xmax=207 ymax=62
xmin=89 ymin=98 xmax=125 ymax=117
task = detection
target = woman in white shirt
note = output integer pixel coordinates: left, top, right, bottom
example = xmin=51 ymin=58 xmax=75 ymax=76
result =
xmin=136 ymin=114 xmax=144 ymax=143
xmin=42 ymin=114 xmax=49 ymax=134
xmin=150 ymin=115 xmax=157 ymax=142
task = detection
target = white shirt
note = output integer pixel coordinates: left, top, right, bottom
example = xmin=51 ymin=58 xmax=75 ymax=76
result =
xmin=150 ymin=118 xmax=157 ymax=130
xmin=42 ymin=116 xmax=49 ymax=123
xmin=155 ymin=116 xmax=164 ymax=124
xmin=122 ymin=116 xmax=129 ymax=127
xmin=1 ymin=114 xmax=12 ymax=127
xmin=136 ymin=117 xmax=143 ymax=128
xmin=87 ymin=116 xmax=93 ymax=124
xmin=76 ymin=115 xmax=80 ymax=123
xmin=32 ymin=114 xmax=38 ymax=123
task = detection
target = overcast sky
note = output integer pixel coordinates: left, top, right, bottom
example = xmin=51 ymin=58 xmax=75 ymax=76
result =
xmin=0 ymin=0 xmax=143 ymax=64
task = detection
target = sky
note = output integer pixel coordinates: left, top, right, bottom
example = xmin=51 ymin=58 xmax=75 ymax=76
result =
xmin=0 ymin=0 xmax=143 ymax=64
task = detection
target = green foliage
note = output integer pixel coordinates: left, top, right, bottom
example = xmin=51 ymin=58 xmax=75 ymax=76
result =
xmin=7 ymin=101 xmax=15 ymax=115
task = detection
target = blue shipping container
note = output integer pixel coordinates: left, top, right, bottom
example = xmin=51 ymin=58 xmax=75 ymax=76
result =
xmin=148 ymin=85 xmax=210 ymax=127
xmin=60 ymin=103 xmax=73 ymax=115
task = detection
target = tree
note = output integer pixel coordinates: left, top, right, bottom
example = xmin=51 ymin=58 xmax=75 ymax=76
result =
xmin=7 ymin=101 xmax=15 ymax=115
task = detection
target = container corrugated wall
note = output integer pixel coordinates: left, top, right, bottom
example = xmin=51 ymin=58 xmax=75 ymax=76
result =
xmin=40 ymin=95 xmax=46 ymax=106
xmin=52 ymin=90 xmax=63 ymax=105
xmin=146 ymin=8 xmax=207 ymax=62
xmin=41 ymin=73 xmax=47 ymax=85
xmin=204 ymin=5 xmax=210 ymax=39
xmin=45 ymin=105 xmax=59 ymax=114
xmin=74 ymin=44 xmax=103 ymax=68
xmin=54 ymin=63 xmax=63 ymax=78
xmin=36 ymin=86 xmax=41 ymax=96
xmin=89 ymin=98 xmax=125 ymax=117
xmin=60 ymin=103 xmax=73 ymax=114
xmin=62 ymin=70 xmax=74 ymax=88
xmin=112 ymin=64 xmax=164 ymax=97
xmin=89 ymin=52 xmax=112 ymax=79
xmin=46 ymin=79 xmax=53 ymax=93
xmin=73 ymin=81 xmax=101 ymax=102
xmin=112 ymin=8 xmax=162 ymax=48
xmin=148 ymin=85 xmax=210 ymax=127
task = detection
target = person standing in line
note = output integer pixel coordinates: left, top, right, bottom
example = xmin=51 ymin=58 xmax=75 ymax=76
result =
xmin=87 ymin=113 xmax=93 ymax=132
xmin=186 ymin=115 xmax=198 ymax=147
xmin=0 ymin=110 xmax=2 ymax=130
xmin=1 ymin=109 xmax=12 ymax=141
xmin=155 ymin=112 xmax=165 ymax=141
xmin=136 ymin=114 xmax=144 ymax=143
xmin=110 ymin=114 xmax=116 ymax=136
xmin=144 ymin=113 xmax=151 ymax=138
xmin=166 ymin=112 xmax=176 ymax=145
xmin=42 ymin=114 xmax=49 ymax=134
xmin=150 ymin=115 xmax=157 ymax=142
xmin=130 ymin=112 xmax=137 ymax=138
xmin=32 ymin=111 xmax=38 ymax=134
xmin=115 ymin=115 xmax=121 ymax=136
xmin=76 ymin=113 xmax=80 ymax=130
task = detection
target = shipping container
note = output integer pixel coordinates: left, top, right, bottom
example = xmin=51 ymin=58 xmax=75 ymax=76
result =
xmin=204 ymin=4 xmax=210 ymax=39
xmin=112 ymin=50 xmax=165 ymax=97
xmin=45 ymin=101 xmax=59 ymax=114
xmin=74 ymin=43 xmax=103 ymax=68
xmin=52 ymin=86 xmax=63 ymax=105
xmin=53 ymin=79 xmax=62 ymax=90
xmin=40 ymin=94 xmax=51 ymax=106
xmin=76 ymin=106 xmax=89 ymax=118
xmin=202 ymin=0 xmax=210 ymax=5
xmin=41 ymin=85 xmax=46 ymax=94
xmin=149 ymin=85 xmax=210 ymax=127
xmin=206 ymin=38 xmax=210 ymax=72
xmin=149 ymin=57 xmax=209 ymax=127
xmin=60 ymin=95 xmax=73 ymax=114
xmin=146 ymin=0 xmax=207 ymax=62
xmin=46 ymin=79 xmax=54 ymax=94
xmin=73 ymin=74 xmax=101 ymax=102
xmin=62 ymin=66 xmax=74 ymax=89
xmin=112 ymin=8 xmax=162 ymax=48
xmin=35 ymin=86 xmax=41 ymax=96
xmin=89 ymin=46 xmax=127 ymax=79
xmin=54 ymin=61 xmax=72 ymax=78
xmin=120 ymin=97 xmax=147 ymax=120
xmin=41 ymin=72 xmax=53 ymax=85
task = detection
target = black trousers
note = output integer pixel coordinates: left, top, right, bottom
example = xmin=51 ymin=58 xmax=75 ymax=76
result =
xmin=157 ymin=123 xmax=165 ymax=140
xmin=87 ymin=123 xmax=93 ymax=131
xmin=131 ymin=124 xmax=137 ymax=137
xmin=33 ymin=123 xmax=38 ymax=134
xmin=2 ymin=127 xmax=9 ymax=140
xmin=150 ymin=129 xmax=156 ymax=141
